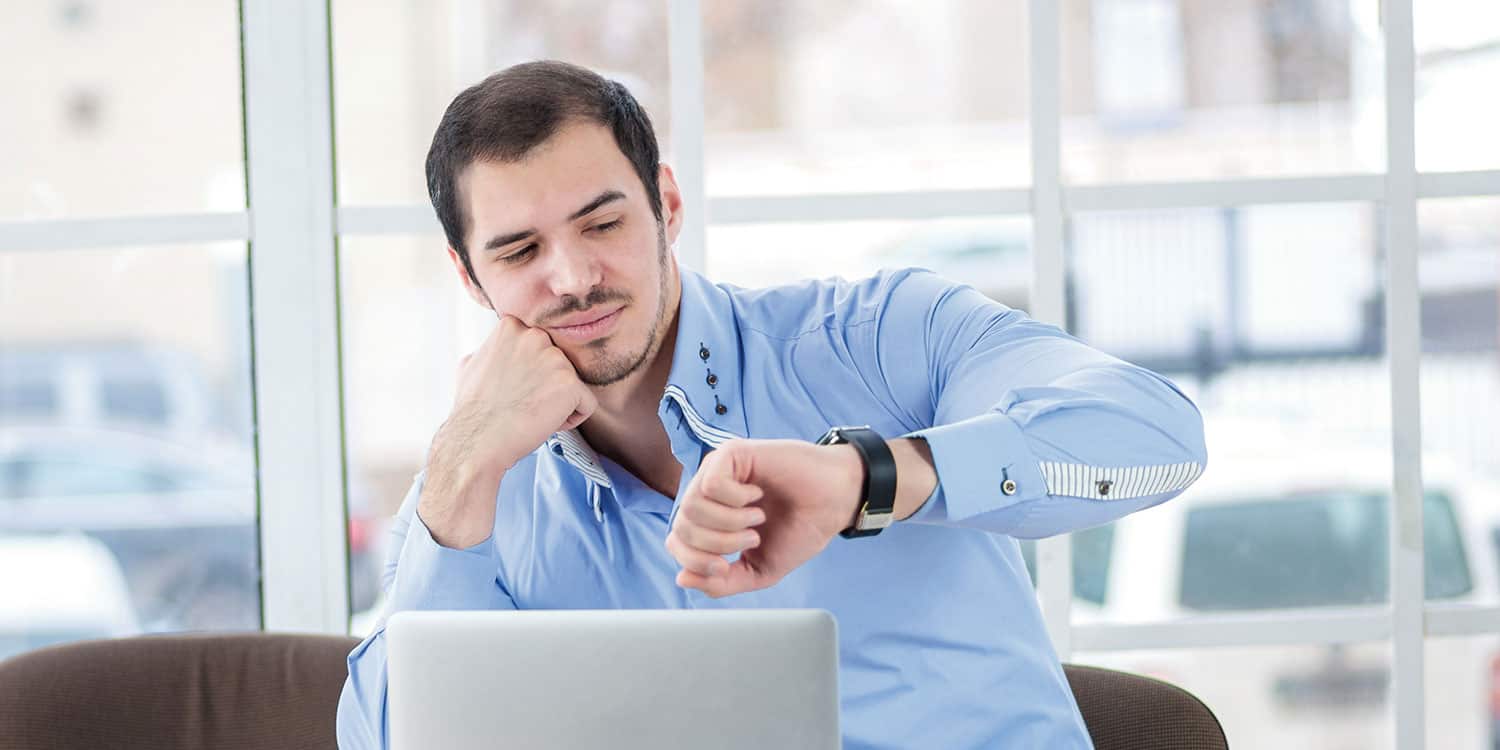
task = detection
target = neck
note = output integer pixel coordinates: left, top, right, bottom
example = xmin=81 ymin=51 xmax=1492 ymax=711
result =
xmin=576 ymin=261 xmax=682 ymax=468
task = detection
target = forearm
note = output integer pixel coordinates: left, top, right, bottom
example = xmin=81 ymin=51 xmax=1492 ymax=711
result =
xmin=418 ymin=416 xmax=515 ymax=549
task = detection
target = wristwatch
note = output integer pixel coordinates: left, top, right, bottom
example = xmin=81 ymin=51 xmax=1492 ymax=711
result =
xmin=815 ymin=425 xmax=897 ymax=538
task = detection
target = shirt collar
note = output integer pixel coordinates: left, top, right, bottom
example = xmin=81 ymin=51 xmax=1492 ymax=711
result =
xmin=657 ymin=263 xmax=749 ymax=446
xmin=546 ymin=262 xmax=748 ymax=487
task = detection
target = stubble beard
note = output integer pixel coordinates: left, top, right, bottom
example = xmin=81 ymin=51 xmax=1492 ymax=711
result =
xmin=574 ymin=223 xmax=673 ymax=387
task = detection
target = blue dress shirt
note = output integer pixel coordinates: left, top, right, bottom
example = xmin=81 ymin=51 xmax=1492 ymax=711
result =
xmin=337 ymin=265 xmax=1208 ymax=749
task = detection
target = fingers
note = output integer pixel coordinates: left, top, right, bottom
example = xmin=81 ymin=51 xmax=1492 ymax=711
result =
xmin=679 ymin=497 xmax=766 ymax=532
xmin=665 ymin=532 xmax=745 ymax=576
xmin=676 ymin=562 xmax=764 ymax=599
xmin=673 ymin=523 xmax=761 ymax=556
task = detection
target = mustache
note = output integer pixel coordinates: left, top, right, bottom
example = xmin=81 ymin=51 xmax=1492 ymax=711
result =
xmin=538 ymin=288 xmax=632 ymax=326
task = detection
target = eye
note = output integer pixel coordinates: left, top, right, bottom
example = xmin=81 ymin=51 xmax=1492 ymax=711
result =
xmin=500 ymin=245 xmax=536 ymax=264
xmin=591 ymin=219 xmax=622 ymax=233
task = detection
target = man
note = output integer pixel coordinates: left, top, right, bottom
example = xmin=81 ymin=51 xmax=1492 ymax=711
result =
xmin=337 ymin=60 xmax=1207 ymax=749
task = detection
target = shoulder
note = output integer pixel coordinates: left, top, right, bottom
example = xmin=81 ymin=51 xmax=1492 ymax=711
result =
xmin=721 ymin=267 xmax=970 ymax=341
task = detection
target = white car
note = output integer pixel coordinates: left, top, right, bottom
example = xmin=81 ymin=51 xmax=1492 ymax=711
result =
xmin=0 ymin=533 xmax=140 ymax=661
xmin=1061 ymin=427 xmax=1500 ymax=750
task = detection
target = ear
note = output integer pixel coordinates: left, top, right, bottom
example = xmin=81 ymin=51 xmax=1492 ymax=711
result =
xmin=656 ymin=163 xmax=685 ymax=247
xmin=446 ymin=245 xmax=493 ymax=309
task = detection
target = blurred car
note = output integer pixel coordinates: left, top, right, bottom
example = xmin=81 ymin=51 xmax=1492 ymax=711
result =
xmin=0 ymin=341 xmax=237 ymax=440
xmin=0 ymin=533 xmax=139 ymax=661
xmin=0 ymin=424 xmax=382 ymax=632
xmin=1039 ymin=421 xmax=1500 ymax=750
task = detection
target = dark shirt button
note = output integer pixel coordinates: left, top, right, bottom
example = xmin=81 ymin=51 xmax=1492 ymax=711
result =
xmin=706 ymin=373 xmax=718 ymax=387
xmin=699 ymin=346 xmax=710 ymax=361
xmin=715 ymin=403 xmax=728 ymax=415
xmin=1097 ymin=479 xmax=1113 ymax=496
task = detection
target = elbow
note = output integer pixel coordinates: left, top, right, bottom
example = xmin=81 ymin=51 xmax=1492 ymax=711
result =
xmin=1179 ymin=389 xmax=1209 ymax=473
xmin=1180 ymin=398 xmax=1208 ymax=474
xmin=1141 ymin=366 xmax=1208 ymax=473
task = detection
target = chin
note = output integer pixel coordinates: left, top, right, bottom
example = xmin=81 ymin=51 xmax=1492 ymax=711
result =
xmin=566 ymin=342 xmax=636 ymax=387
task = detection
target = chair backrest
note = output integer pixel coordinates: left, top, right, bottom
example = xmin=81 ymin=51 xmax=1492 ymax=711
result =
xmin=1064 ymin=664 xmax=1229 ymax=750
xmin=0 ymin=635 xmax=1228 ymax=749
xmin=0 ymin=633 xmax=360 ymax=750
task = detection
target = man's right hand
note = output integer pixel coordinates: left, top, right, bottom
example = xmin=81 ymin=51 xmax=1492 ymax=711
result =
xmin=418 ymin=314 xmax=598 ymax=549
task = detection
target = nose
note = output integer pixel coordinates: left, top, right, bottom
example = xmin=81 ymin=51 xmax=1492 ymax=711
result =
xmin=545 ymin=242 xmax=603 ymax=301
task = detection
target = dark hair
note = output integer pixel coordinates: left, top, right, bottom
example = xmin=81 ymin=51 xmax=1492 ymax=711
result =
xmin=425 ymin=60 xmax=663 ymax=286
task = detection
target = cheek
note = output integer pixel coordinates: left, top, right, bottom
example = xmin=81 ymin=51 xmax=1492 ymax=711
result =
xmin=478 ymin=277 xmax=547 ymax=324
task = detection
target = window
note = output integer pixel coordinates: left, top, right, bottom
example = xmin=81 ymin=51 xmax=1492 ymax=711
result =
xmin=703 ymin=0 xmax=1029 ymax=195
xmin=1019 ymin=524 xmax=1116 ymax=606
xmin=0 ymin=3 xmax=244 ymax=218
xmin=8 ymin=2 xmax=1497 ymax=745
xmin=1062 ymin=0 xmax=1385 ymax=182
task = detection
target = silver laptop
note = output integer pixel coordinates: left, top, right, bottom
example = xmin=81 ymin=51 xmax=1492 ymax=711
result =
xmin=386 ymin=609 xmax=841 ymax=749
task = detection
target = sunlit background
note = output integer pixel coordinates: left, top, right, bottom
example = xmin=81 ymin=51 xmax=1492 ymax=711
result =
xmin=2 ymin=1 xmax=1497 ymax=748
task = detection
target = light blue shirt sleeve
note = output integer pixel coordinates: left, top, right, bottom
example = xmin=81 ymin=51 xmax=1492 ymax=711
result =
xmin=336 ymin=471 xmax=517 ymax=750
xmin=859 ymin=268 xmax=1208 ymax=538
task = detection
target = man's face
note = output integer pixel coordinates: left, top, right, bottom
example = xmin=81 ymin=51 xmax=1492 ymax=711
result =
xmin=450 ymin=121 xmax=682 ymax=386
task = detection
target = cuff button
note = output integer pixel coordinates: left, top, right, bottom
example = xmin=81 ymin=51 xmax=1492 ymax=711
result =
xmin=1001 ymin=479 xmax=1017 ymax=495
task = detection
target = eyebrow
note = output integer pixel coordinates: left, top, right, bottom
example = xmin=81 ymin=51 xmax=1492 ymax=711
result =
xmin=481 ymin=190 xmax=627 ymax=253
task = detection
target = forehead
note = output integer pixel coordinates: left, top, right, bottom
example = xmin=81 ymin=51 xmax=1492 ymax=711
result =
xmin=460 ymin=121 xmax=642 ymax=239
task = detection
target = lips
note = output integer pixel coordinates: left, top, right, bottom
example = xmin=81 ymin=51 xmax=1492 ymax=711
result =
xmin=547 ymin=306 xmax=624 ymax=341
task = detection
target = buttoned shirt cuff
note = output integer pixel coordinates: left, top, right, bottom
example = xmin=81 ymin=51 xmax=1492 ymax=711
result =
xmin=905 ymin=478 xmax=947 ymax=523
xmin=906 ymin=412 xmax=1047 ymax=523
xmin=386 ymin=510 xmax=501 ymax=613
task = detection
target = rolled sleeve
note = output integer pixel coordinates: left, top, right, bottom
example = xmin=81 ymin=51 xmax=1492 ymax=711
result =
xmin=857 ymin=268 xmax=1207 ymax=538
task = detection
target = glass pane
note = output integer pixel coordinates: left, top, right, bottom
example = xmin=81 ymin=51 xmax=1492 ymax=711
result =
xmin=1425 ymin=636 xmax=1500 ymax=750
xmin=1060 ymin=0 xmax=1385 ymax=183
xmin=1017 ymin=525 xmax=1115 ymax=603
xmin=1076 ymin=643 xmax=1392 ymax=748
xmin=339 ymin=235 xmax=487 ymax=635
xmin=1415 ymin=2 xmax=1500 ymax=172
xmin=332 ymin=0 xmax=671 ymax=207
xmin=0 ymin=3 xmax=245 ymax=219
xmin=1178 ymin=491 xmax=1470 ymax=611
xmin=1062 ymin=204 xmax=1392 ymax=623
xmin=0 ymin=242 xmax=260 ymax=661
xmin=705 ymin=218 xmax=1031 ymax=308
xmin=1419 ymin=198 xmax=1500 ymax=609
xmin=703 ymin=1 xmax=1029 ymax=196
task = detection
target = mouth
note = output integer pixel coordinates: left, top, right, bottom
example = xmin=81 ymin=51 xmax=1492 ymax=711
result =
xmin=547 ymin=306 xmax=624 ymax=342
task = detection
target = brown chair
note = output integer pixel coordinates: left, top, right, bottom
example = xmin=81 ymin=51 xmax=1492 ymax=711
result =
xmin=1065 ymin=663 xmax=1229 ymax=749
xmin=0 ymin=634 xmax=1227 ymax=749
xmin=0 ymin=632 xmax=360 ymax=750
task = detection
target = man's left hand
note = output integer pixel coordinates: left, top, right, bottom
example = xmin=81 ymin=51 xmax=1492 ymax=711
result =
xmin=665 ymin=438 xmax=863 ymax=598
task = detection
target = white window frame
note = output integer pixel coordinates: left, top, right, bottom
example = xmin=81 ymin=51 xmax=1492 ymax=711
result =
xmin=0 ymin=0 xmax=1496 ymax=745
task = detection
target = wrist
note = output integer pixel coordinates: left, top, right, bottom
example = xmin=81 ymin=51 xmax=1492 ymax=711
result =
xmin=887 ymin=437 xmax=937 ymax=522
xmin=420 ymin=441 xmax=508 ymax=550
xmin=828 ymin=443 xmax=865 ymax=530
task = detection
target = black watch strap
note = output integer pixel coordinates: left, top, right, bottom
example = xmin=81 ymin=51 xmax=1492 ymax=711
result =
xmin=815 ymin=426 xmax=897 ymax=538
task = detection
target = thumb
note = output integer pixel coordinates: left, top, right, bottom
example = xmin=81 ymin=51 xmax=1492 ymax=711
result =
xmin=716 ymin=439 xmax=755 ymax=485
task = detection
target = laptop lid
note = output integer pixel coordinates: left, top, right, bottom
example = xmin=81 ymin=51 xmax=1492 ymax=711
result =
xmin=386 ymin=608 xmax=840 ymax=750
